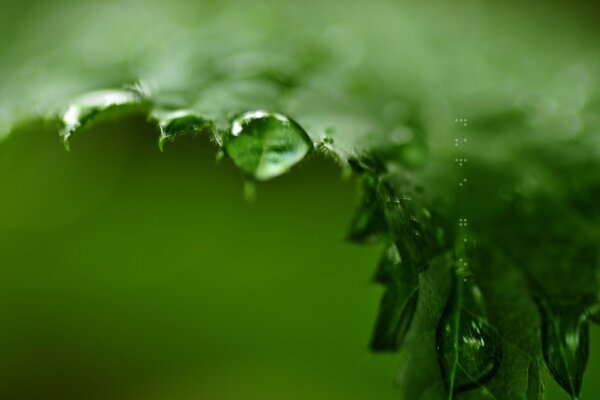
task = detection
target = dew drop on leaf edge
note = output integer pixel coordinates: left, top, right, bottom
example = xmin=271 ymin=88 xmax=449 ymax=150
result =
xmin=223 ymin=110 xmax=313 ymax=180
xmin=59 ymin=88 xmax=147 ymax=150
xmin=152 ymin=110 xmax=210 ymax=151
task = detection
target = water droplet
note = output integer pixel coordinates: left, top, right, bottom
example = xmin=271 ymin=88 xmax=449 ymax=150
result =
xmin=152 ymin=110 xmax=212 ymax=151
xmin=536 ymin=295 xmax=589 ymax=399
xmin=60 ymin=88 xmax=147 ymax=149
xmin=436 ymin=274 xmax=501 ymax=395
xmin=371 ymin=242 xmax=419 ymax=352
xmin=223 ymin=111 xmax=313 ymax=180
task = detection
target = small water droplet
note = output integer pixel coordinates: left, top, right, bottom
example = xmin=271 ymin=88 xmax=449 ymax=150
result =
xmin=152 ymin=110 xmax=211 ymax=151
xmin=60 ymin=88 xmax=147 ymax=149
xmin=223 ymin=111 xmax=313 ymax=180
xmin=436 ymin=275 xmax=501 ymax=395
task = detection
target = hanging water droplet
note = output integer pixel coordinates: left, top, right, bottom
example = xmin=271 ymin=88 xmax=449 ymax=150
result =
xmin=60 ymin=88 xmax=147 ymax=149
xmin=436 ymin=274 xmax=501 ymax=395
xmin=152 ymin=110 xmax=212 ymax=151
xmin=536 ymin=295 xmax=589 ymax=399
xmin=222 ymin=111 xmax=313 ymax=180
xmin=371 ymin=241 xmax=419 ymax=352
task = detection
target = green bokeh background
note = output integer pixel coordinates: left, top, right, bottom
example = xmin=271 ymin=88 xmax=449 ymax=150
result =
xmin=0 ymin=119 xmax=397 ymax=399
xmin=0 ymin=118 xmax=599 ymax=399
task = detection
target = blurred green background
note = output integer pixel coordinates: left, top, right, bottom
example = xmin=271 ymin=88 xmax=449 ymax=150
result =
xmin=1 ymin=117 xmax=600 ymax=399
xmin=0 ymin=119 xmax=398 ymax=400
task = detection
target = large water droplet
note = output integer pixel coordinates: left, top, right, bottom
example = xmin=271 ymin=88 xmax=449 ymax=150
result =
xmin=371 ymin=241 xmax=419 ymax=352
xmin=60 ymin=87 xmax=147 ymax=149
xmin=223 ymin=111 xmax=313 ymax=180
xmin=436 ymin=274 xmax=501 ymax=396
xmin=537 ymin=295 xmax=589 ymax=399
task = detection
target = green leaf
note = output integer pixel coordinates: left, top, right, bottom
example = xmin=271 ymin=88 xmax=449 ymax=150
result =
xmin=536 ymin=296 xmax=590 ymax=399
xmin=370 ymin=241 xmax=419 ymax=352
xmin=1 ymin=0 xmax=600 ymax=398
xmin=347 ymin=179 xmax=388 ymax=244
xmin=436 ymin=273 xmax=501 ymax=396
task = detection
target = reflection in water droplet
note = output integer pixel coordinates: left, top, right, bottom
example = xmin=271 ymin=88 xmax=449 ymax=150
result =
xmin=60 ymin=88 xmax=147 ymax=149
xmin=436 ymin=274 xmax=500 ymax=396
xmin=536 ymin=295 xmax=589 ymax=399
xmin=223 ymin=111 xmax=313 ymax=180
xmin=371 ymin=242 xmax=419 ymax=352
